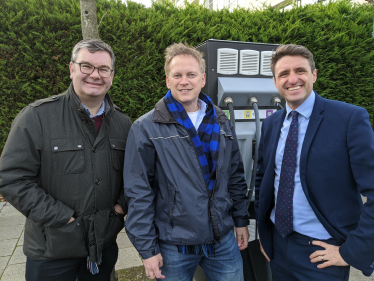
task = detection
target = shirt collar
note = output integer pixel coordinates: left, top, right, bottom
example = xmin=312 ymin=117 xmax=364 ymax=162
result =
xmin=198 ymin=98 xmax=207 ymax=114
xmin=285 ymin=90 xmax=315 ymax=119
xmin=81 ymin=99 xmax=105 ymax=118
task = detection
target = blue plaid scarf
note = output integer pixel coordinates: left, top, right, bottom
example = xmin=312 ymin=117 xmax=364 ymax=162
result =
xmin=164 ymin=90 xmax=220 ymax=256
xmin=87 ymin=254 xmax=102 ymax=275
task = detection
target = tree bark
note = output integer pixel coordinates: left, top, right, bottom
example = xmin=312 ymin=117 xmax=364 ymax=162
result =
xmin=80 ymin=0 xmax=100 ymax=39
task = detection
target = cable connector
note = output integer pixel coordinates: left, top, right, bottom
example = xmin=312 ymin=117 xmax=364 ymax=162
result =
xmin=271 ymin=97 xmax=281 ymax=106
xmin=248 ymin=96 xmax=258 ymax=106
xmin=223 ymin=96 xmax=233 ymax=105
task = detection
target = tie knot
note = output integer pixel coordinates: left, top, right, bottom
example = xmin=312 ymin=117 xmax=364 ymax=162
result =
xmin=290 ymin=111 xmax=298 ymax=120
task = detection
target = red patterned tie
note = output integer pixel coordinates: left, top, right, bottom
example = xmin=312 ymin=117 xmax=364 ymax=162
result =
xmin=275 ymin=111 xmax=299 ymax=238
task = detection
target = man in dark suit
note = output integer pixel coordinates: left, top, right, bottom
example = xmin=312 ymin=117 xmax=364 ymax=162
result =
xmin=255 ymin=44 xmax=374 ymax=280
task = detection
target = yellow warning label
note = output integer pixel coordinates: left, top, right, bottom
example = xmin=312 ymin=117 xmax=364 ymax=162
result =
xmin=244 ymin=110 xmax=252 ymax=119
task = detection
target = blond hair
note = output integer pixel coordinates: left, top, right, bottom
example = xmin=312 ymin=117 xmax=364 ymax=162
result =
xmin=164 ymin=43 xmax=205 ymax=76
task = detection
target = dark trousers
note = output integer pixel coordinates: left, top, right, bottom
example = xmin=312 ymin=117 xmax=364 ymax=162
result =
xmin=25 ymin=242 xmax=118 ymax=281
xmin=270 ymin=225 xmax=350 ymax=281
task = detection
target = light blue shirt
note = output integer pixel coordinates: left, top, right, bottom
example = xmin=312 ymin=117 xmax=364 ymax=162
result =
xmin=82 ymin=99 xmax=106 ymax=118
xmin=188 ymin=99 xmax=207 ymax=131
xmin=271 ymin=91 xmax=331 ymax=239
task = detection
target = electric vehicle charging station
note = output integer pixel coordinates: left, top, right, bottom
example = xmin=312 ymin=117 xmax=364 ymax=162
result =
xmin=193 ymin=39 xmax=285 ymax=281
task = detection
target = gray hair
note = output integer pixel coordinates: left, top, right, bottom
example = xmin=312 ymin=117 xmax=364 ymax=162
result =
xmin=164 ymin=42 xmax=206 ymax=76
xmin=71 ymin=39 xmax=115 ymax=71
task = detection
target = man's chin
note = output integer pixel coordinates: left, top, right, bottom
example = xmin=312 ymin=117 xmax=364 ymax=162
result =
xmin=82 ymin=91 xmax=105 ymax=98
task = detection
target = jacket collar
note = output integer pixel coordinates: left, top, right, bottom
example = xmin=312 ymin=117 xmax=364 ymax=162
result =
xmin=152 ymin=97 xmax=228 ymax=125
xmin=67 ymin=82 xmax=116 ymax=124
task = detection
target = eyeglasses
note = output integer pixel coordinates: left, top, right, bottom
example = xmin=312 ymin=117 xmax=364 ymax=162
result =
xmin=73 ymin=62 xmax=113 ymax=78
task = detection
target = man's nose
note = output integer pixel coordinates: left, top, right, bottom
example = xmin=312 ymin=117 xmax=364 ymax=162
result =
xmin=180 ymin=75 xmax=189 ymax=84
xmin=288 ymin=71 xmax=298 ymax=84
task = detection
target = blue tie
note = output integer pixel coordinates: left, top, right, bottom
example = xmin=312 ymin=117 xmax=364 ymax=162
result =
xmin=275 ymin=111 xmax=299 ymax=238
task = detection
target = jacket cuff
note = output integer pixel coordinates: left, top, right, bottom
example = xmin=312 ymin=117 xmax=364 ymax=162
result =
xmin=340 ymin=244 xmax=374 ymax=276
xmin=234 ymin=218 xmax=249 ymax=228
xmin=139 ymin=244 xmax=161 ymax=260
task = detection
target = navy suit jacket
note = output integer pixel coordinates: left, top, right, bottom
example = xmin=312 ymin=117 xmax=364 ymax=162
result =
xmin=255 ymin=93 xmax=374 ymax=276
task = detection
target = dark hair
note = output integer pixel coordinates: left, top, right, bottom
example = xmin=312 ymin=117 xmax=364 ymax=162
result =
xmin=71 ymin=39 xmax=115 ymax=71
xmin=271 ymin=44 xmax=315 ymax=77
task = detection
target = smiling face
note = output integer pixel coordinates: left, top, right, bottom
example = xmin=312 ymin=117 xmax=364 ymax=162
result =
xmin=69 ymin=47 xmax=113 ymax=103
xmin=166 ymin=55 xmax=206 ymax=112
xmin=273 ymin=55 xmax=317 ymax=110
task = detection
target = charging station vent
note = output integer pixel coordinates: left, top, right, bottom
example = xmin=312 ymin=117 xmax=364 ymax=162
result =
xmin=260 ymin=51 xmax=273 ymax=76
xmin=239 ymin=50 xmax=259 ymax=75
xmin=217 ymin=48 xmax=238 ymax=75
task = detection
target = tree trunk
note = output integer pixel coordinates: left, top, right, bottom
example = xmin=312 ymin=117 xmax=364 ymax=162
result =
xmin=80 ymin=0 xmax=100 ymax=39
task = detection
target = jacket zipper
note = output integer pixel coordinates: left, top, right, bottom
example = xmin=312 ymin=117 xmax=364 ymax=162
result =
xmin=179 ymin=124 xmax=221 ymax=244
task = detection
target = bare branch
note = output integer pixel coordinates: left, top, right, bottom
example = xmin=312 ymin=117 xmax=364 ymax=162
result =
xmin=98 ymin=7 xmax=110 ymax=29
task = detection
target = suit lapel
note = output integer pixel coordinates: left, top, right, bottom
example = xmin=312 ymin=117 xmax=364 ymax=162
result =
xmin=299 ymin=93 xmax=325 ymax=196
xmin=269 ymin=109 xmax=287 ymax=172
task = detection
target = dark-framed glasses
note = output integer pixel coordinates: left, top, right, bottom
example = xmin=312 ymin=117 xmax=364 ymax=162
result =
xmin=73 ymin=62 xmax=113 ymax=78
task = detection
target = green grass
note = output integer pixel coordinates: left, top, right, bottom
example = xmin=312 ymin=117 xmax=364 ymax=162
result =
xmin=117 ymin=266 xmax=155 ymax=281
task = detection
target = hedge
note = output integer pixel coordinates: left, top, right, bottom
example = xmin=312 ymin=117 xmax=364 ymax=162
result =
xmin=1 ymin=0 xmax=373 ymax=152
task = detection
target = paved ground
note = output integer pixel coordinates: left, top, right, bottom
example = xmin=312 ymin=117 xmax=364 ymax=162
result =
xmin=0 ymin=202 xmax=373 ymax=280
xmin=0 ymin=202 xmax=143 ymax=280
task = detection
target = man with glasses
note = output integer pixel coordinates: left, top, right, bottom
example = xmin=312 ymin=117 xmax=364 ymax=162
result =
xmin=0 ymin=39 xmax=131 ymax=280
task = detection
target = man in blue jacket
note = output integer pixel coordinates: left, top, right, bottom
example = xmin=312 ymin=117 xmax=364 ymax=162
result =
xmin=124 ymin=43 xmax=250 ymax=280
xmin=255 ymin=44 xmax=374 ymax=280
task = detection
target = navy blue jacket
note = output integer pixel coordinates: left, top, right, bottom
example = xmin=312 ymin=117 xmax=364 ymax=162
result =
xmin=255 ymin=93 xmax=374 ymax=276
xmin=124 ymin=98 xmax=249 ymax=259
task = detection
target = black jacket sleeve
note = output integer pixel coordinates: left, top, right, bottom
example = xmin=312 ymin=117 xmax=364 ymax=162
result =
xmin=0 ymin=106 xmax=74 ymax=227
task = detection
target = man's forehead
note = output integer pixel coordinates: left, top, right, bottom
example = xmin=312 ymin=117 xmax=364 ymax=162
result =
xmin=76 ymin=48 xmax=111 ymax=61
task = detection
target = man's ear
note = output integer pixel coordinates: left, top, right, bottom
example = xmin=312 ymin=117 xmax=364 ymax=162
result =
xmin=312 ymin=69 xmax=317 ymax=83
xmin=166 ymin=76 xmax=170 ymax=89
xmin=202 ymin=73 xmax=206 ymax=88
xmin=273 ymin=76 xmax=278 ymax=88
xmin=69 ymin=62 xmax=74 ymax=79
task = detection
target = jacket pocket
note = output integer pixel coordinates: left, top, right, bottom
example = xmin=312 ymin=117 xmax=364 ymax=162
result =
xmin=51 ymin=138 xmax=85 ymax=174
xmin=334 ymin=209 xmax=362 ymax=227
xmin=105 ymin=209 xmax=125 ymax=244
xmin=44 ymin=217 xmax=87 ymax=259
xmin=168 ymin=188 xmax=176 ymax=227
xmin=109 ymin=138 xmax=127 ymax=170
